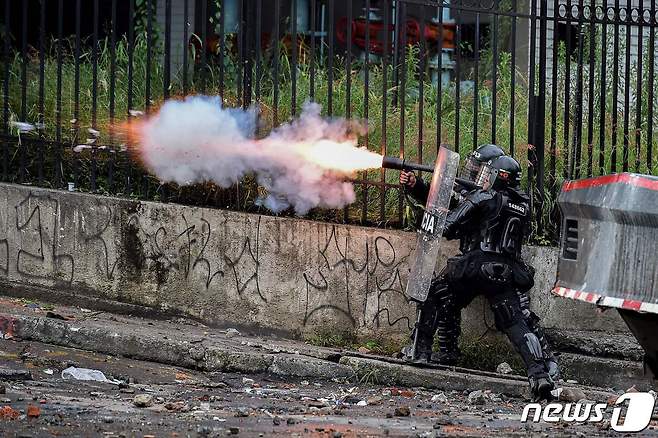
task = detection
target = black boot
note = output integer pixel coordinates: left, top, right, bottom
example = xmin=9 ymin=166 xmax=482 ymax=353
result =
xmin=400 ymin=306 xmax=437 ymax=363
xmin=529 ymin=372 xmax=555 ymax=402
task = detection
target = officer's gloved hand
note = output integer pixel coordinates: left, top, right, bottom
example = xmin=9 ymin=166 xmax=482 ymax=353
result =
xmin=400 ymin=171 xmax=417 ymax=188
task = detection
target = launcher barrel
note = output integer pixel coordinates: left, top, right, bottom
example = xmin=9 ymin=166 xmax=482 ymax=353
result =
xmin=381 ymin=156 xmax=479 ymax=190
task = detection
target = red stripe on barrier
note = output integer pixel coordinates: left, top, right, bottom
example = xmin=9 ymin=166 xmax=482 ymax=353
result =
xmin=622 ymin=300 xmax=643 ymax=311
xmin=562 ymin=173 xmax=658 ymax=192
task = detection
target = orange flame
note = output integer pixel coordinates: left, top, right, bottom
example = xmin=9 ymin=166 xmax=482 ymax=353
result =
xmin=296 ymin=139 xmax=383 ymax=173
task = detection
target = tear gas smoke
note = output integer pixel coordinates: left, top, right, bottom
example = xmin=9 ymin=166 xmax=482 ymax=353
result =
xmin=133 ymin=96 xmax=382 ymax=215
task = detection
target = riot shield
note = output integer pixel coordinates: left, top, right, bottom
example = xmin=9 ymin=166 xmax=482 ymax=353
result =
xmin=405 ymin=146 xmax=460 ymax=302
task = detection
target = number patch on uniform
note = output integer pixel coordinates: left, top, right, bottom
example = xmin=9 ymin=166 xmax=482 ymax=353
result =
xmin=508 ymin=202 xmax=526 ymax=214
xmin=419 ymin=211 xmax=440 ymax=235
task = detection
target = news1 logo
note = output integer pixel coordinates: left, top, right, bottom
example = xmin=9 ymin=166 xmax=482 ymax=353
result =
xmin=521 ymin=392 xmax=656 ymax=432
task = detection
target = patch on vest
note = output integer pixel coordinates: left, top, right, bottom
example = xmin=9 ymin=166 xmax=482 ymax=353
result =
xmin=508 ymin=202 xmax=526 ymax=215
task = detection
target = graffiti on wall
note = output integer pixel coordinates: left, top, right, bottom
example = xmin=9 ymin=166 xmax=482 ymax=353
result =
xmin=302 ymin=226 xmax=413 ymax=331
xmin=0 ymin=186 xmax=414 ymax=333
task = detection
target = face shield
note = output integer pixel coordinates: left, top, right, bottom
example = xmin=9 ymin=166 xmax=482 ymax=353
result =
xmin=475 ymin=164 xmax=498 ymax=190
xmin=460 ymin=155 xmax=484 ymax=182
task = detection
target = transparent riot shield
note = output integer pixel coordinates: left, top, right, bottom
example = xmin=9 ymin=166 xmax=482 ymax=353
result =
xmin=405 ymin=146 xmax=460 ymax=302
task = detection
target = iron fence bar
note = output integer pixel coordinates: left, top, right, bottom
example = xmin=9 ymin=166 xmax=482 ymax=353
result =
xmin=527 ymin=0 xmax=537 ymax=217
xmin=145 ymin=0 xmax=153 ymax=113
xmin=127 ymin=0 xmax=135 ymax=196
xmin=622 ymin=1 xmax=631 ymax=172
xmin=310 ymin=0 xmax=316 ymax=100
xmin=398 ymin=0 xmax=407 ymax=224
xmin=183 ymin=0 xmax=189 ymax=94
xmin=73 ymin=0 xmax=81 ymax=188
xmin=164 ymin=0 xmax=172 ymax=100
xmin=328 ymin=0 xmax=335 ymax=116
xmin=436 ymin=2 xmax=443 ymax=150
xmin=346 ymin=0 xmax=353 ymax=119
xmin=563 ymin=0 xmax=572 ymax=180
xmin=237 ymin=0 xmax=244 ymax=108
xmin=219 ymin=0 xmax=225 ymax=101
xmin=611 ymin=0 xmax=620 ymax=172
xmin=473 ymin=12 xmax=480 ymax=151
xmin=38 ymin=0 xmax=46 ymax=185
xmin=361 ymin=0 xmax=368 ymax=224
xmin=292 ymin=0 xmax=299 ymax=116
xmin=598 ymin=0 xmax=607 ymax=176
xmin=19 ymin=0 xmax=27 ymax=184
xmin=55 ymin=0 xmax=63 ymax=185
xmin=453 ymin=4 xmax=461 ymax=153
xmin=91 ymin=0 xmax=100 ymax=192
xmin=109 ymin=0 xmax=117 ymax=193
xmin=380 ymin=0 xmax=390 ymax=223
xmin=255 ymin=0 xmax=262 ymax=104
xmin=491 ymin=0 xmax=499 ymax=144
xmin=2 ymin=0 xmax=8 ymax=153
xmin=244 ymin=0 xmax=253 ymax=109
xmin=509 ymin=0 xmax=517 ymax=158
xmin=571 ymin=22 xmax=584 ymax=179
xmin=201 ymin=0 xmax=208 ymax=94
xmin=273 ymin=0 xmax=281 ymax=126
xmin=418 ymin=18 xmax=426 ymax=166
xmin=634 ymin=10 xmax=643 ymax=173
xmin=585 ymin=0 xmax=595 ymax=178
xmin=536 ymin=0 xmax=548 ymax=224
xmin=649 ymin=1 xmax=656 ymax=172
xmin=549 ymin=0 xmax=558 ymax=189
xmin=392 ymin=1 xmax=401 ymax=107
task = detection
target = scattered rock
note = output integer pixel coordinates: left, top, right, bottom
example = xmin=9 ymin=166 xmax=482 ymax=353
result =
xmin=394 ymin=406 xmax=410 ymax=417
xmin=468 ymin=390 xmax=486 ymax=405
xmin=559 ymin=388 xmax=587 ymax=403
xmin=496 ymin=362 xmax=513 ymax=375
xmin=133 ymin=394 xmax=154 ymax=408
xmin=234 ymin=407 xmax=249 ymax=417
xmin=566 ymin=379 xmax=578 ymax=384
xmin=229 ymin=427 xmax=240 ymax=435
xmin=273 ymin=417 xmax=282 ymax=426
xmin=242 ymin=377 xmax=255 ymax=386
xmin=26 ymin=405 xmax=40 ymax=418
xmin=332 ymin=432 xmax=343 ymax=438
xmin=0 ymin=385 xmax=4 ymax=395
xmin=0 ymin=406 xmax=20 ymax=420
xmin=431 ymin=393 xmax=448 ymax=403
xmin=102 ymin=416 xmax=114 ymax=424
xmin=366 ymin=396 xmax=383 ymax=405
xmin=356 ymin=400 xmax=367 ymax=406
xmin=357 ymin=346 xmax=371 ymax=354
xmin=0 ymin=369 xmax=32 ymax=381
xmin=286 ymin=417 xmax=298 ymax=425
xmin=225 ymin=328 xmax=241 ymax=338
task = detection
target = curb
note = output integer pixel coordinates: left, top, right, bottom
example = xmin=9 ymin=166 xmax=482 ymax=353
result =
xmin=0 ymin=312 xmax=617 ymax=402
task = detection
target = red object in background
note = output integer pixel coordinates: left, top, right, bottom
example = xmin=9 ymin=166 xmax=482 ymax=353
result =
xmin=337 ymin=17 xmax=455 ymax=54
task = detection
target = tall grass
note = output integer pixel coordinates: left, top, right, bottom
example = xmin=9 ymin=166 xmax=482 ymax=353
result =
xmin=3 ymin=24 xmax=658 ymax=242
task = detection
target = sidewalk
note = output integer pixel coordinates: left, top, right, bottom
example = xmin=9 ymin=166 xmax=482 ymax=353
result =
xmin=0 ymin=296 xmax=618 ymax=403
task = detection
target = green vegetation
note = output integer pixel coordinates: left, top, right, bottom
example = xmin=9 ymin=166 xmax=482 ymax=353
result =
xmin=3 ymin=23 xmax=657 ymax=242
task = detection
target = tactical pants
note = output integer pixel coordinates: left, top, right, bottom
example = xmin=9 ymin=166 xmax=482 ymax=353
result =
xmin=413 ymin=254 xmax=552 ymax=379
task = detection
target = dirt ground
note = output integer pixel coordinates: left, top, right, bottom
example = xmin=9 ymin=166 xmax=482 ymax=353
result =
xmin=0 ymin=339 xmax=634 ymax=438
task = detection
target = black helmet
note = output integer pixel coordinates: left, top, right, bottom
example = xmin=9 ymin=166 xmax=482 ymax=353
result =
xmin=475 ymin=155 xmax=522 ymax=190
xmin=461 ymin=144 xmax=505 ymax=182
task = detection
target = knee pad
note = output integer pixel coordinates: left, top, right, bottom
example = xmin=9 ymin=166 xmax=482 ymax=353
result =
xmin=524 ymin=333 xmax=544 ymax=362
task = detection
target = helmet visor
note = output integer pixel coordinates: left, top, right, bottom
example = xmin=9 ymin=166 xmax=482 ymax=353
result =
xmin=475 ymin=164 xmax=497 ymax=190
xmin=460 ymin=156 xmax=483 ymax=182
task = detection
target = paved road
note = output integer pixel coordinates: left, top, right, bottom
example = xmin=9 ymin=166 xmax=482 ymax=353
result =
xmin=0 ymin=339 xmax=627 ymax=437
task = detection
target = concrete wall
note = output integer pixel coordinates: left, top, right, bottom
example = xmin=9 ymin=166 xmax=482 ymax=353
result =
xmin=0 ymin=183 xmax=629 ymax=342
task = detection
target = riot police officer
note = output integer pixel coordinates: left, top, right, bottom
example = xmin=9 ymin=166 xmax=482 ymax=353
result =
xmin=400 ymin=149 xmax=557 ymax=400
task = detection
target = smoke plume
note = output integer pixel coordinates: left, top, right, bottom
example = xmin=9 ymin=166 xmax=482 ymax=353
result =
xmin=135 ymin=96 xmax=382 ymax=215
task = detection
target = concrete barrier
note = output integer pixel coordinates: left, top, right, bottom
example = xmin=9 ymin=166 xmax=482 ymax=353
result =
xmin=0 ymin=183 xmax=630 ymax=346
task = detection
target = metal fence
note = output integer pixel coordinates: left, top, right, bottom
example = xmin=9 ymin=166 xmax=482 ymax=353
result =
xmin=1 ymin=0 xmax=657 ymax=239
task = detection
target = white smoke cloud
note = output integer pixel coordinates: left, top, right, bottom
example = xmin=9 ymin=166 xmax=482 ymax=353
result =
xmin=137 ymin=96 xmax=378 ymax=215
